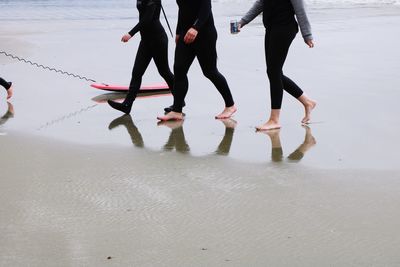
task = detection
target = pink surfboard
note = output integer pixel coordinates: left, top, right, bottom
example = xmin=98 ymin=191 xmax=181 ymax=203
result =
xmin=91 ymin=83 xmax=170 ymax=92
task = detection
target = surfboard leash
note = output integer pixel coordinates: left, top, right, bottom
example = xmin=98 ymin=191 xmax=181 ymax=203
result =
xmin=36 ymin=103 xmax=98 ymax=131
xmin=161 ymin=5 xmax=174 ymax=38
xmin=0 ymin=51 xmax=97 ymax=83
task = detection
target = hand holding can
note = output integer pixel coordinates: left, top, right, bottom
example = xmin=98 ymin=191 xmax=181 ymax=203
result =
xmin=230 ymin=20 xmax=239 ymax=34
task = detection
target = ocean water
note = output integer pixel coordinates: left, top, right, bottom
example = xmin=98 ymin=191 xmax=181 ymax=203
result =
xmin=0 ymin=0 xmax=399 ymax=21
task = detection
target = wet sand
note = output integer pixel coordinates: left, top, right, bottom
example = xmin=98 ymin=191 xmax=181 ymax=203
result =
xmin=1 ymin=3 xmax=400 ymax=266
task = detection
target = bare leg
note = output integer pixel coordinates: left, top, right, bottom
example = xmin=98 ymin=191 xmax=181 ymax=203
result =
xmin=215 ymin=105 xmax=237 ymax=119
xmin=297 ymin=94 xmax=317 ymax=124
xmin=256 ymin=109 xmax=281 ymax=131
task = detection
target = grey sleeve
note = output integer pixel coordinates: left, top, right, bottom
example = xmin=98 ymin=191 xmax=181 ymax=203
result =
xmin=290 ymin=0 xmax=313 ymax=41
xmin=239 ymin=0 xmax=263 ymax=27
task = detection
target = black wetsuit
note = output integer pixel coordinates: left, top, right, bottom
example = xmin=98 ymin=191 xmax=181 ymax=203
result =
xmin=264 ymin=0 xmax=303 ymax=109
xmin=110 ymin=0 xmax=174 ymax=112
xmin=265 ymin=22 xmax=303 ymax=109
xmin=172 ymin=0 xmax=235 ymax=113
xmin=241 ymin=0 xmax=313 ymax=109
xmin=0 ymin=77 xmax=11 ymax=91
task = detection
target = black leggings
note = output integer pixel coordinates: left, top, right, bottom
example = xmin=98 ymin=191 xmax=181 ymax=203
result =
xmin=0 ymin=77 xmax=11 ymax=90
xmin=265 ymin=24 xmax=303 ymax=109
xmin=125 ymin=34 xmax=174 ymax=104
xmin=172 ymin=30 xmax=235 ymax=113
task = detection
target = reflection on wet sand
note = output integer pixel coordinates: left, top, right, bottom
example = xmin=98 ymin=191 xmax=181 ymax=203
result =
xmin=0 ymin=102 xmax=14 ymax=127
xmin=215 ymin=119 xmax=236 ymax=156
xmin=108 ymin=115 xmax=237 ymax=156
xmin=108 ymin=115 xmax=144 ymax=148
xmin=92 ymin=91 xmax=171 ymax=104
xmin=262 ymin=126 xmax=317 ymax=162
xmin=158 ymin=120 xmax=190 ymax=154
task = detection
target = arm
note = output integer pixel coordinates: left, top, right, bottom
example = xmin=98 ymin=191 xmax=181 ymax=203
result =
xmin=239 ymin=0 xmax=263 ymax=28
xmin=175 ymin=9 xmax=182 ymax=43
xmin=183 ymin=0 xmax=212 ymax=43
xmin=176 ymin=8 xmax=182 ymax=35
xmin=290 ymin=0 xmax=313 ymax=41
xmin=192 ymin=0 xmax=212 ymax=31
xmin=128 ymin=0 xmax=159 ymax=37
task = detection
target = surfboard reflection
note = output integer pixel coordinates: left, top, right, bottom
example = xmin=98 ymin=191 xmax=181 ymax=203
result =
xmin=261 ymin=125 xmax=317 ymax=162
xmin=108 ymin=115 xmax=236 ymax=156
xmin=92 ymin=90 xmax=171 ymax=104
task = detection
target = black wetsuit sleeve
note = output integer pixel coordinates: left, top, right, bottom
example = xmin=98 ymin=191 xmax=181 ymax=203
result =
xmin=176 ymin=8 xmax=183 ymax=34
xmin=192 ymin=0 xmax=212 ymax=31
xmin=128 ymin=0 xmax=158 ymax=36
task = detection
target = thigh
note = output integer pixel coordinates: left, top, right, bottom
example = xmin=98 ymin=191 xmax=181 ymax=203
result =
xmin=195 ymin=31 xmax=218 ymax=72
xmin=265 ymin=26 xmax=296 ymax=70
xmin=152 ymin=34 xmax=171 ymax=69
xmin=132 ymin=41 xmax=153 ymax=75
xmin=174 ymin=40 xmax=196 ymax=76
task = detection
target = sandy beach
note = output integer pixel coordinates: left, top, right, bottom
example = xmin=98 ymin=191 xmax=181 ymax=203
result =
xmin=1 ymin=1 xmax=400 ymax=266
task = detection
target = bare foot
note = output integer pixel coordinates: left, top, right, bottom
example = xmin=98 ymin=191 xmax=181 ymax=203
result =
xmin=6 ymin=85 xmax=13 ymax=100
xmin=157 ymin=120 xmax=184 ymax=129
xmin=302 ymin=99 xmax=317 ymax=124
xmin=157 ymin=111 xmax=184 ymax=121
xmin=215 ymin=106 xmax=237 ymax=119
xmin=256 ymin=120 xmax=281 ymax=131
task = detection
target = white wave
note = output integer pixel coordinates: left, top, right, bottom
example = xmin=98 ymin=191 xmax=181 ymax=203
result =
xmin=214 ymin=0 xmax=400 ymax=5
xmin=306 ymin=0 xmax=400 ymax=5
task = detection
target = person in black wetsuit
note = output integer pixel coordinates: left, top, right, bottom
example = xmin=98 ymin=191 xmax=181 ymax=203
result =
xmin=107 ymin=0 xmax=174 ymax=114
xmin=157 ymin=0 xmax=237 ymax=121
xmin=0 ymin=77 xmax=13 ymax=100
xmin=238 ymin=0 xmax=317 ymax=131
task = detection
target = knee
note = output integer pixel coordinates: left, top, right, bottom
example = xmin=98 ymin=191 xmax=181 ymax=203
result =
xmin=173 ymin=65 xmax=186 ymax=80
xmin=202 ymin=69 xmax=219 ymax=80
xmin=266 ymin=67 xmax=281 ymax=80
xmin=159 ymin=69 xmax=173 ymax=79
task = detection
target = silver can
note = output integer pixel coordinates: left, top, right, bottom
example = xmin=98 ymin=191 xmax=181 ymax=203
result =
xmin=230 ymin=20 xmax=239 ymax=34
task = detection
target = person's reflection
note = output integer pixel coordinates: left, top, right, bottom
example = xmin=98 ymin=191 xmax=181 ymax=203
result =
xmin=108 ymin=115 xmax=237 ymax=156
xmin=0 ymin=102 xmax=14 ymax=127
xmin=157 ymin=120 xmax=190 ymax=154
xmin=215 ymin=118 xmax=237 ymax=155
xmin=263 ymin=129 xmax=284 ymax=162
xmin=262 ymin=126 xmax=316 ymax=162
xmin=108 ymin=114 xmax=144 ymax=148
